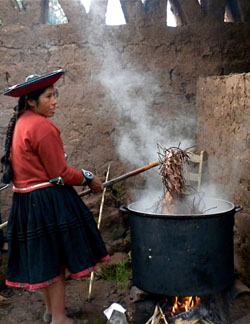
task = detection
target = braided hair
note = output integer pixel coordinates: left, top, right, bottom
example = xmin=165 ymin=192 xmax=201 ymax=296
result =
xmin=1 ymin=87 xmax=49 ymax=184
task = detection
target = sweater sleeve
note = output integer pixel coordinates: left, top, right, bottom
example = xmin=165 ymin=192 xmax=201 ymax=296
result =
xmin=33 ymin=123 xmax=83 ymax=186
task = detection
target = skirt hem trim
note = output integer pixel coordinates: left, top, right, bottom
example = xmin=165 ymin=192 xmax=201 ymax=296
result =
xmin=5 ymin=254 xmax=111 ymax=290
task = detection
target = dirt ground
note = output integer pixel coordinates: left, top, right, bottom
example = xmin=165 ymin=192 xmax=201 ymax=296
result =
xmin=0 ymin=274 xmax=127 ymax=324
xmin=1 ymin=271 xmax=250 ymax=324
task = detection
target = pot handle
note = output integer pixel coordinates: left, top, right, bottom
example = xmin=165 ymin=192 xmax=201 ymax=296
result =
xmin=235 ymin=205 xmax=243 ymax=213
xmin=120 ymin=206 xmax=129 ymax=214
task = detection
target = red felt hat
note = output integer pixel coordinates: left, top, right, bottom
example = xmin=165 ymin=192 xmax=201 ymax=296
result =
xmin=4 ymin=69 xmax=65 ymax=97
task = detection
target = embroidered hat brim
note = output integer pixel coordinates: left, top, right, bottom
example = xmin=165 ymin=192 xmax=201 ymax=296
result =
xmin=4 ymin=69 xmax=65 ymax=97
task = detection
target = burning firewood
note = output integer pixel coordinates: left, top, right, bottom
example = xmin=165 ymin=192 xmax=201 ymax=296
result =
xmin=145 ymin=304 xmax=169 ymax=324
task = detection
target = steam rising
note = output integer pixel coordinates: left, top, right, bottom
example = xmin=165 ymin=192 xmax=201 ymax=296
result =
xmin=75 ymin=0 xmax=246 ymax=210
xmin=97 ymin=50 xmax=195 ymax=200
xmin=76 ymin=0 xmax=197 ymax=204
xmin=98 ymin=53 xmax=195 ymax=164
xmin=77 ymin=0 xmax=242 ymax=208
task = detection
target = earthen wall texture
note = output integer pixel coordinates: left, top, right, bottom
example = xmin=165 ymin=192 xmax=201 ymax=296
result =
xmin=0 ymin=0 xmax=250 ymax=281
xmin=197 ymin=73 xmax=250 ymax=285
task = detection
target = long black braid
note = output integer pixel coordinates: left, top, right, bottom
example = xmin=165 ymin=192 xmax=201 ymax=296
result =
xmin=1 ymin=87 xmax=49 ymax=184
xmin=1 ymin=96 xmax=26 ymax=184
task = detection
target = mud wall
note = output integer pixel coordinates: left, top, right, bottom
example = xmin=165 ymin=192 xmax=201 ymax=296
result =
xmin=196 ymin=73 xmax=250 ymax=285
xmin=0 ymin=1 xmax=250 ymax=280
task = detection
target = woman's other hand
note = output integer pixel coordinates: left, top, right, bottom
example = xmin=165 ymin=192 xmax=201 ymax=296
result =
xmin=88 ymin=176 xmax=104 ymax=193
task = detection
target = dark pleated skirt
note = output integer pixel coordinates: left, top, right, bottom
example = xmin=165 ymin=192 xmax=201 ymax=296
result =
xmin=6 ymin=186 xmax=110 ymax=290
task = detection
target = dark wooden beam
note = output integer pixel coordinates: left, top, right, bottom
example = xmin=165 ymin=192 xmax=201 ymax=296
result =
xmin=227 ymin=0 xmax=241 ymax=22
xmin=171 ymin=0 xmax=204 ymax=25
xmin=169 ymin=0 xmax=186 ymax=25
xmin=144 ymin=0 xmax=167 ymax=25
xmin=200 ymin=0 xmax=208 ymax=15
xmin=206 ymin=0 xmax=227 ymax=22
xmin=41 ymin=0 xmax=49 ymax=24
xmin=119 ymin=0 xmax=146 ymax=24
xmin=237 ymin=0 xmax=250 ymax=22
xmin=58 ymin=0 xmax=86 ymax=24
xmin=224 ymin=4 xmax=235 ymax=22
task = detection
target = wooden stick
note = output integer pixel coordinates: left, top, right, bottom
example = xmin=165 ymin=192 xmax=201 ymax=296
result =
xmin=145 ymin=314 xmax=154 ymax=324
xmin=158 ymin=305 xmax=169 ymax=324
xmin=79 ymin=161 xmax=159 ymax=197
xmin=152 ymin=305 xmax=159 ymax=324
xmin=1 ymin=161 xmax=159 ymax=230
xmin=97 ymin=164 xmax=110 ymax=229
xmin=146 ymin=304 xmax=168 ymax=324
xmin=0 ymin=184 xmax=9 ymax=192
xmin=0 ymin=221 xmax=8 ymax=230
xmin=87 ymin=271 xmax=95 ymax=302
xmin=154 ymin=314 xmax=162 ymax=324
xmin=145 ymin=305 xmax=161 ymax=324
xmin=145 ymin=313 xmax=162 ymax=324
xmin=87 ymin=165 xmax=110 ymax=302
xmin=0 ymin=185 xmax=9 ymax=230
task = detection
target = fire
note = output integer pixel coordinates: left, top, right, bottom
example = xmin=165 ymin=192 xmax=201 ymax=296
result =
xmin=171 ymin=296 xmax=201 ymax=316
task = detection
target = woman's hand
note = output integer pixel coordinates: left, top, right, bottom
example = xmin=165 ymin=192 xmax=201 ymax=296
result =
xmin=88 ymin=175 xmax=104 ymax=193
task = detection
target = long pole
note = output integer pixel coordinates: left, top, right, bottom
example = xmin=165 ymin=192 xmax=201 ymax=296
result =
xmin=79 ymin=161 xmax=159 ymax=197
xmin=87 ymin=164 xmax=110 ymax=302
xmin=0 ymin=161 xmax=160 ymax=230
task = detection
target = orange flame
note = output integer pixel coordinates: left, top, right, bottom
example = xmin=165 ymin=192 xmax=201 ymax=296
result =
xmin=171 ymin=296 xmax=200 ymax=316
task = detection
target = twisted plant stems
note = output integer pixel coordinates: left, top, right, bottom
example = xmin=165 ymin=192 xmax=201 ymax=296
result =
xmin=156 ymin=145 xmax=207 ymax=215
xmin=157 ymin=144 xmax=190 ymax=197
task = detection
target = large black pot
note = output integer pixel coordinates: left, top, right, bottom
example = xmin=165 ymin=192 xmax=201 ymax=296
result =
xmin=123 ymin=198 xmax=241 ymax=297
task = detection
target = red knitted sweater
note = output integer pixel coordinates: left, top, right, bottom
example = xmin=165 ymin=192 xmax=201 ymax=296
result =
xmin=10 ymin=110 xmax=83 ymax=192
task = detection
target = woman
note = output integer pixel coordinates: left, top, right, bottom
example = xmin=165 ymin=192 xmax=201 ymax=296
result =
xmin=1 ymin=69 xmax=110 ymax=324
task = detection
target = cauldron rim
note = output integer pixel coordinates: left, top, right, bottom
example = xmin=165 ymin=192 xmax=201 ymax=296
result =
xmin=126 ymin=197 xmax=236 ymax=219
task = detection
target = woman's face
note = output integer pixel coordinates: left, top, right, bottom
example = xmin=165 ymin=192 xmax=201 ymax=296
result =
xmin=28 ymin=87 xmax=58 ymax=118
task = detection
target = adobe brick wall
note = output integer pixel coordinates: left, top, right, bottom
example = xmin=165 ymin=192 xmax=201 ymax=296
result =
xmin=0 ymin=0 xmax=250 ymax=283
xmin=197 ymin=73 xmax=250 ymax=285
